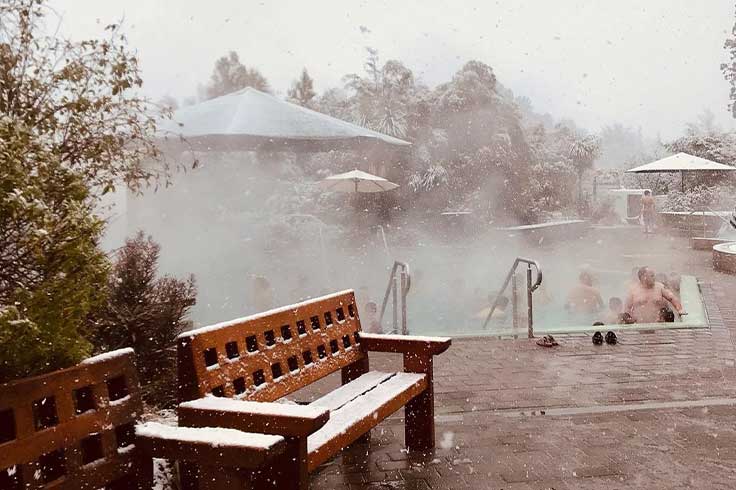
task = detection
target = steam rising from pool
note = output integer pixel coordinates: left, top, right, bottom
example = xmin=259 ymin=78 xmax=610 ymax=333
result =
xmin=115 ymin=154 xmax=699 ymax=333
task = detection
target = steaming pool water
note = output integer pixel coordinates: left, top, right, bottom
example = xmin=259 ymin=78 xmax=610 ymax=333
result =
xmin=182 ymin=229 xmax=709 ymax=337
xmin=401 ymin=272 xmax=707 ymax=337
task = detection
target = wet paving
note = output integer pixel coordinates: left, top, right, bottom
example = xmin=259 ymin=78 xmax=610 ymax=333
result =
xmin=302 ymin=230 xmax=736 ymax=489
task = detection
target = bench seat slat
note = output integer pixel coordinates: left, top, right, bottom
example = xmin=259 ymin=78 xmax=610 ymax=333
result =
xmin=310 ymin=371 xmax=395 ymax=411
xmin=136 ymin=422 xmax=285 ymax=468
xmin=307 ymin=372 xmax=427 ymax=471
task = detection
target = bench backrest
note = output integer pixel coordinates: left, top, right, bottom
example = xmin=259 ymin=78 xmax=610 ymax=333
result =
xmin=177 ymin=290 xmax=365 ymax=403
xmin=0 ymin=349 xmax=143 ymax=490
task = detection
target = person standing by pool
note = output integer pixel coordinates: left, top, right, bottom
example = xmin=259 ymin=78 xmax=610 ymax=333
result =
xmin=565 ymin=270 xmax=604 ymax=315
xmin=641 ymin=190 xmax=655 ymax=234
xmin=625 ymin=266 xmax=685 ymax=323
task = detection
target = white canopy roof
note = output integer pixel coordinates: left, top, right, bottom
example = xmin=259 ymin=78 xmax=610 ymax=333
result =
xmin=626 ymin=153 xmax=736 ymax=173
xmin=158 ymin=87 xmax=411 ymax=151
xmin=318 ymin=169 xmax=399 ymax=193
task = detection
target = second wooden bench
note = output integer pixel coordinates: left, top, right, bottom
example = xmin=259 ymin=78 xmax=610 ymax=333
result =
xmin=176 ymin=289 xmax=451 ymax=490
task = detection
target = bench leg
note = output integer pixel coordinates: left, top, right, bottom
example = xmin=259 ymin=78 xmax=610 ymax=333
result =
xmin=250 ymin=436 xmax=308 ymax=490
xmin=133 ymin=449 xmax=154 ymax=490
xmin=404 ymin=353 xmax=435 ymax=452
xmin=178 ymin=461 xmax=198 ymax=490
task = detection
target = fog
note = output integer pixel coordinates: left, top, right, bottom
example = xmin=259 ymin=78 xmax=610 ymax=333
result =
xmin=51 ymin=0 xmax=735 ymax=139
xmin=119 ymin=154 xmax=690 ymax=334
xmin=67 ymin=0 xmax=733 ymax=332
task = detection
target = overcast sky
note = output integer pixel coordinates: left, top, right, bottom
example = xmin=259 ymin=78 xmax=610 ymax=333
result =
xmin=50 ymin=0 xmax=736 ymax=139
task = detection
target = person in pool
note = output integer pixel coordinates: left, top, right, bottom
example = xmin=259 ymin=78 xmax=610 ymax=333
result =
xmin=474 ymin=294 xmax=510 ymax=325
xmin=604 ymin=297 xmax=624 ymax=324
xmin=362 ymin=301 xmax=383 ymax=334
xmin=565 ymin=270 xmax=604 ymax=315
xmin=625 ymin=266 xmax=685 ymax=323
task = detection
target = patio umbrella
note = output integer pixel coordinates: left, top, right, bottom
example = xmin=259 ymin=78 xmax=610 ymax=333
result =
xmin=157 ymin=87 xmax=412 ymax=152
xmin=318 ymin=169 xmax=399 ymax=193
xmin=626 ymin=152 xmax=736 ymax=192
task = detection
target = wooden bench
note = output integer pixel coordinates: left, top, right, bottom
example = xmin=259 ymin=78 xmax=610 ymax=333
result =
xmin=0 ymin=348 xmax=285 ymax=490
xmin=176 ymin=289 xmax=451 ymax=490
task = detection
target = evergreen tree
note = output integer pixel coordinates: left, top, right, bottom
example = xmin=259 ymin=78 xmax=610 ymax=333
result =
xmin=88 ymin=232 xmax=197 ymax=406
xmin=288 ymin=68 xmax=316 ymax=107
xmin=0 ymin=121 xmax=108 ymax=382
xmin=205 ymin=51 xmax=270 ymax=99
xmin=0 ymin=0 xmax=182 ymax=381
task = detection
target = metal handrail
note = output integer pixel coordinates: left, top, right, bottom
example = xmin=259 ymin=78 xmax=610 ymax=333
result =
xmin=686 ymin=207 xmax=732 ymax=238
xmin=371 ymin=225 xmax=391 ymax=260
xmin=379 ymin=261 xmax=411 ymax=335
xmin=482 ymin=257 xmax=543 ymax=338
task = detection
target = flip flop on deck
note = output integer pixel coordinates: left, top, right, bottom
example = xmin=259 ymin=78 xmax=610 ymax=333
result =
xmin=536 ymin=335 xmax=559 ymax=348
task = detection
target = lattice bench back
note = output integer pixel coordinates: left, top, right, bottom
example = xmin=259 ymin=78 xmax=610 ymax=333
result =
xmin=0 ymin=349 xmax=143 ymax=490
xmin=177 ymin=290 xmax=365 ymax=402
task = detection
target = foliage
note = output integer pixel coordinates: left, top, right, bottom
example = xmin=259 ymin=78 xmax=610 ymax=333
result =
xmin=205 ymin=51 xmax=270 ymax=99
xmin=666 ymin=132 xmax=736 ymax=165
xmin=723 ymin=8 xmax=736 ymax=117
xmin=343 ymin=48 xmax=424 ymax=139
xmin=591 ymin=196 xmax=619 ymax=225
xmin=0 ymin=0 xmax=172 ymax=195
xmin=660 ymin=185 xmax=736 ymax=212
xmin=434 ymin=60 xmax=497 ymax=113
xmin=88 ymin=232 xmax=196 ymax=406
xmin=0 ymin=120 xmax=109 ymax=383
xmin=287 ymin=68 xmax=316 ymax=107
xmin=596 ymin=124 xmax=647 ymax=168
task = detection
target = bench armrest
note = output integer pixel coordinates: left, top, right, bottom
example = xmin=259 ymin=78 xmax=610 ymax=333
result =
xmin=178 ymin=397 xmax=330 ymax=437
xmin=135 ymin=422 xmax=285 ymax=468
xmin=360 ymin=333 xmax=451 ymax=356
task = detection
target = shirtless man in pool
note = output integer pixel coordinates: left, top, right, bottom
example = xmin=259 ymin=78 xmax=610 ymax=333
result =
xmin=625 ymin=266 xmax=685 ymax=323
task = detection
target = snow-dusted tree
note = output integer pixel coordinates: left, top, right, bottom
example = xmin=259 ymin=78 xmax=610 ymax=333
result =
xmin=88 ymin=232 xmax=196 ymax=406
xmin=205 ymin=51 xmax=270 ymax=99
xmin=0 ymin=0 xmax=174 ymax=196
xmin=343 ymin=48 xmax=418 ymax=138
xmin=288 ymin=68 xmax=316 ymax=107
xmin=723 ymin=8 xmax=736 ymax=117
xmin=666 ymin=132 xmax=736 ymax=189
xmin=0 ymin=0 xmax=182 ymax=382
xmin=666 ymin=133 xmax=736 ymax=165
xmin=685 ymin=109 xmax=720 ymax=137
xmin=0 ymin=121 xmax=108 ymax=382
xmin=568 ymin=134 xmax=600 ymax=203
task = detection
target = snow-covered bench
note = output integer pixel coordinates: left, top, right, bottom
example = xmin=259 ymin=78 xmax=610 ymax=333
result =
xmin=176 ymin=289 xmax=451 ymax=490
xmin=0 ymin=348 xmax=284 ymax=490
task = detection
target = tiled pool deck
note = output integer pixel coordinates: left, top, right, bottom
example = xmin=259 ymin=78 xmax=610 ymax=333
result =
xmin=302 ymin=231 xmax=736 ymax=489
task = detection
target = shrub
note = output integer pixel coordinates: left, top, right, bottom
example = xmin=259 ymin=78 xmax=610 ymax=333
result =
xmin=88 ymin=232 xmax=196 ymax=407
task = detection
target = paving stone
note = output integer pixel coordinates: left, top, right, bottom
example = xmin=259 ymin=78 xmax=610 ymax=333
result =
xmin=310 ymin=233 xmax=736 ymax=489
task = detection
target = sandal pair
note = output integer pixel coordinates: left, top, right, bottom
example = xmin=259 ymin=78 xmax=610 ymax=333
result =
xmin=536 ymin=335 xmax=559 ymax=348
xmin=593 ymin=331 xmax=617 ymax=345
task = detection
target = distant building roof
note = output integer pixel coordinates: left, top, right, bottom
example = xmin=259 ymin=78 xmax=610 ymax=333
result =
xmin=157 ymin=87 xmax=411 ymax=152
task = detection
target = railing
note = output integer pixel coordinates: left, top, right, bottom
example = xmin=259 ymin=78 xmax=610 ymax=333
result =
xmin=379 ymin=261 xmax=411 ymax=335
xmin=482 ymin=257 xmax=543 ymax=338
xmin=371 ymin=224 xmax=391 ymax=260
xmin=686 ymin=207 xmax=733 ymax=238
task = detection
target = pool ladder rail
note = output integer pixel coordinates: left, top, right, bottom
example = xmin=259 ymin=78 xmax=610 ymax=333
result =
xmin=379 ymin=261 xmax=411 ymax=335
xmin=482 ymin=257 xmax=543 ymax=338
